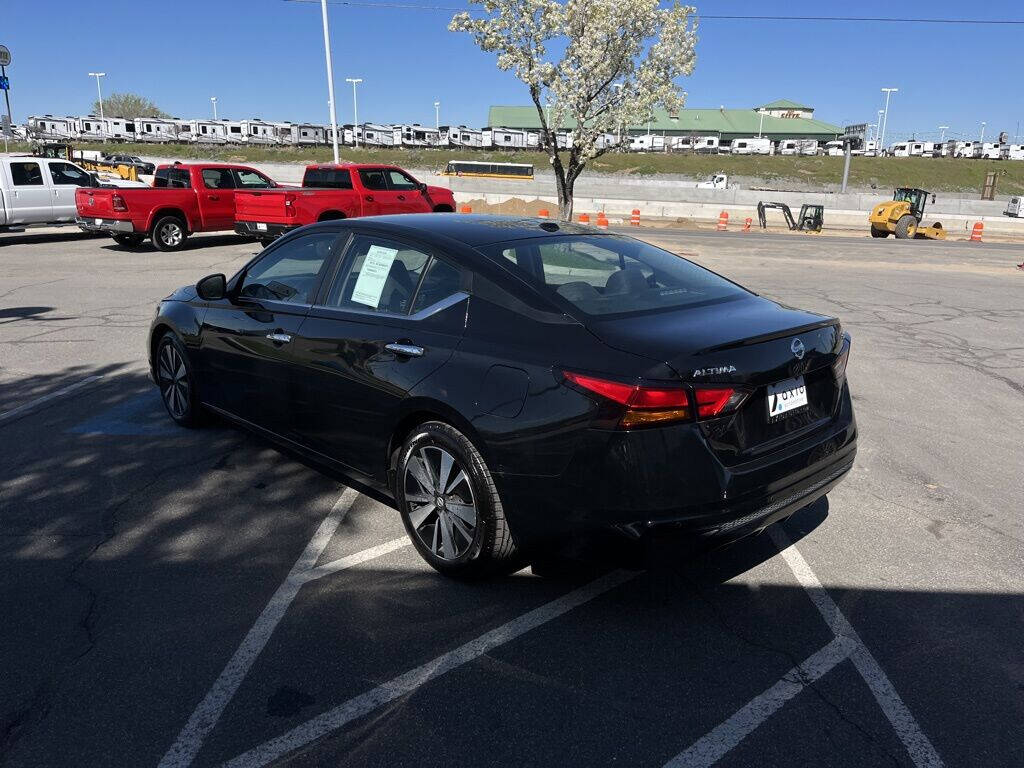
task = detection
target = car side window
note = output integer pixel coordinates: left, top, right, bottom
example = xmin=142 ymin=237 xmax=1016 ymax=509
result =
xmin=48 ymin=162 xmax=92 ymax=186
xmin=202 ymin=168 xmax=235 ymax=189
xmin=239 ymin=232 xmax=339 ymax=305
xmin=358 ymin=169 xmax=388 ymax=191
xmin=411 ymin=258 xmax=462 ymax=313
xmin=324 ymin=236 xmax=430 ymax=314
xmin=385 ymin=170 xmax=418 ymax=191
xmin=167 ymin=169 xmax=191 ymax=188
xmin=10 ymin=162 xmax=44 ymax=186
xmin=233 ymin=169 xmax=274 ymax=188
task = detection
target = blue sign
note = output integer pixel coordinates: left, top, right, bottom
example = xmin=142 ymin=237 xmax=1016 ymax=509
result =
xmin=0 ymin=76 xmax=8 ymax=91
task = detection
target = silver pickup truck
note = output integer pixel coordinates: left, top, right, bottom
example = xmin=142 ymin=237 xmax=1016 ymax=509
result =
xmin=0 ymin=155 xmax=97 ymax=231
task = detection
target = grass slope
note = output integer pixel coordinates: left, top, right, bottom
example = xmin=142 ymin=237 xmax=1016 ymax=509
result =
xmin=10 ymin=141 xmax=1023 ymax=195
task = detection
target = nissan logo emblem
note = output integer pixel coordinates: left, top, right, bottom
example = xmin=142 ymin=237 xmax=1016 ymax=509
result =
xmin=791 ymin=338 xmax=805 ymax=360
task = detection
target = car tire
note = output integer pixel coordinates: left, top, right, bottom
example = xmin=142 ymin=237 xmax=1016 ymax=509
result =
xmin=395 ymin=421 xmax=518 ymax=578
xmin=894 ymin=214 xmax=917 ymax=239
xmin=151 ymin=215 xmax=188 ymax=252
xmin=112 ymin=233 xmax=145 ymax=247
xmin=155 ymin=333 xmax=202 ymax=427
xmin=870 ymin=227 xmax=888 ymax=238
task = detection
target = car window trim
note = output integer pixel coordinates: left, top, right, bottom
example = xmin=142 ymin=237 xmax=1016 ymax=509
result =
xmin=235 ymin=229 xmax=347 ymax=307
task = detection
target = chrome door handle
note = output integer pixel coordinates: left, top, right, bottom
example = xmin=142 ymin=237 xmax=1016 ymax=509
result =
xmin=266 ymin=332 xmax=292 ymax=343
xmin=385 ymin=343 xmax=424 ymax=357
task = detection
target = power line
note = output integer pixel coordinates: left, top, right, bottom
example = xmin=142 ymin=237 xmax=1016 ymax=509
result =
xmin=283 ymin=1 xmax=1024 ymax=22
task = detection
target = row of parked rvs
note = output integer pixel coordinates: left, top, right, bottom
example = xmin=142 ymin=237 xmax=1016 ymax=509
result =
xmin=883 ymin=140 xmax=1024 ymax=160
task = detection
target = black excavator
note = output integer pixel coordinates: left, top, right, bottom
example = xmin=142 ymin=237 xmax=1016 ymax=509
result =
xmin=757 ymin=201 xmax=824 ymax=233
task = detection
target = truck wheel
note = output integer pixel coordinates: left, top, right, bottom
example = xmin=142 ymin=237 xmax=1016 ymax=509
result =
xmin=894 ymin=215 xmax=917 ymax=240
xmin=870 ymin=227 xmax=888 ymax=238
xmin=112 ymin=233 xmax=145 ymax=248
xmin=151 ymin=215 xmax=188 ymax=252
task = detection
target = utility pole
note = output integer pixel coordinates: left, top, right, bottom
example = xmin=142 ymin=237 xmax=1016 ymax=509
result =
xmin=434 ymin=100 xmax=440 ymax=131
xmin=880 ymin=87 xmax=898 ymax=153
xmin=938 ymin=125 xmax=948 ymax=143
xmin=210 ymin=96 xmax=218 ymax=120
xmin=88 ymin=72 xmax=106 ymax=120
xmin=346 ymin=78 xmax=362 ymax=148
xmin=320 ymin=0 xmax=340 ymax=163
xmin=757 ymin=108 xmax=765 ymax=138
xmin=0 ymin=45 xmax=13 ymax=154
xmin=979 ymin=121 xmax=986 ymax=144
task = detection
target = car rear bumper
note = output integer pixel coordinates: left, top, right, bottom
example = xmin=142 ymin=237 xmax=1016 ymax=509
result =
xmin=495 ymin=383 xmax=857 ymax=543
xmin=77 ymin=216 xmax=135 ymax=234
xmin=235 ymin=221 xmax=297 ymax=238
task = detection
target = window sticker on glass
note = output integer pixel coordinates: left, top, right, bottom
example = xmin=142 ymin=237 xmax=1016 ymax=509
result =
xmin=350 ymin=245 xmax=399 ymax=307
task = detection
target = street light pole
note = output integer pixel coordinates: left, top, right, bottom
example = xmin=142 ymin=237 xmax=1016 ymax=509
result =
xmin=88 ymin=71 xmax=106 ymax=123
xmin=979 ymin=121 xmax=986 ymax=144
xmin=346 ymin=78 xmax=362 ymax=148
xmin=880 ymin=87 xmax=898 ymax=153
xmin=434 ymin=100 xmax=440 ymax=131
xmin=757 ymin=108 xmax=765 ymax=138
xmin=938 ymin=125 xmax=948 ymax=143
xmin=319 ymin=0 xmax=341 ymax=163
xmin=211 ymin=97 xmax=218 ymax=120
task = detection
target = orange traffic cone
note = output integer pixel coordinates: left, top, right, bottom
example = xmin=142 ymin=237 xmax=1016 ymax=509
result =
xmin=596 ymin=212 xmax=609 ymax=229
xmin=969 ymin=222 xmax=983 ymax=242
xmin=630 ymin=209 xmax=641 ymax=227
xmin=538 ymin=209 xmax=549 ymax=219
xmin=717 ymin=211 xmax=729 ymax=231
xmin=460 ymin=205 xmax=472 ymax=214
xmin=578 ymin=213 xmax=590 ymax=224
xmin=742 ymin=217 xmax=752 ymax=233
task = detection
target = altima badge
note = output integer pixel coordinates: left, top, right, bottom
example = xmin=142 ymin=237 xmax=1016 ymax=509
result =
xmin=693 ymin=365 xmax=737 ymax=376
xmin=791 ymin=338 xmax=805 ymax=360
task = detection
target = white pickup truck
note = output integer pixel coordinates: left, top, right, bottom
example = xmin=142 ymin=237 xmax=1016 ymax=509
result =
xmin=0 ymin=155 xmax=98 ymax=231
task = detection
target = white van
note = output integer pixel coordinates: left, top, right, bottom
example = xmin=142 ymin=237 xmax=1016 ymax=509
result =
xmin=1001 ymin=144 xmax=1024 ymax=161
xmin=729 ymin=137 xmax=772 ymax=155
xmin=0 ymin=155 xmax=97 ymax=230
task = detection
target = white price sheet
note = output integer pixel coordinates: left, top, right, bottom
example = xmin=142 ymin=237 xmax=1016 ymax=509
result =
xmin=350 ymin=245 xmax=398 ymax=308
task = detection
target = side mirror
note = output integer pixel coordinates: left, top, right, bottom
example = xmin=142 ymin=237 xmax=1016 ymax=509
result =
xmin=931 ymin=194 xmax=936 ymax=204
xmin=89 ymin=172 xmax=101 ymax=187
xmin=418 ymin=182 xmax=428 ymax=193
xmin=196 ymin=273 xmax=227 ymax=301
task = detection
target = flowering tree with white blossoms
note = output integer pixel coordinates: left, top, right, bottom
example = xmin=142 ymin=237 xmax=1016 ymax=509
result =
xmin=451 ymin=0 xmax=698 ymax=220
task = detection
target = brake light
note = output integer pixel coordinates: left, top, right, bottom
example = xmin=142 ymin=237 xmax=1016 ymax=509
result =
xmin=563 ymin=371 xmax=690 ymax=427
xmin=693 ymin=387 xmax=748 ymax=419
xmin=832 ymin=337 xmax=851 ymax=382
xmin=112 ymin=194 xmax=127 ymax=212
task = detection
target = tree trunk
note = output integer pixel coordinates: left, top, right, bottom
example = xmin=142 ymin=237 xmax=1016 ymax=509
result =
xmin=557 ymin=172 xmax=574 ymax=221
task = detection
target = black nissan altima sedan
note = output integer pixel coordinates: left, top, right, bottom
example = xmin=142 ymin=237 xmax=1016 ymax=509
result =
xmin=149 ymin=214 xmax=856 ymax=576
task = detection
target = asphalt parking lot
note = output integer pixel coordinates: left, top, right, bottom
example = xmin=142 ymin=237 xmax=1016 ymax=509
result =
xmin=1 ymin=225 xmax=1022 ymax=768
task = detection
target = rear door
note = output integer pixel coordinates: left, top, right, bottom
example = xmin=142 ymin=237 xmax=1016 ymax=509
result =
xmin=46 ymin=161 xmax=94 ymax=221
xmin=4 ymin=160 xmax=52 ymax=224
xmin=198 ymin=167 xmax=236 ymax=229
xmin=356 ymin=168 xmax=399 ymax=216
xmin=196 ymin=230 xmax=343 ymax=434
xmin=384 ymin=168 xmax=432 ymax=213
xmin=288 ymin=232 xmax=468 ymax=472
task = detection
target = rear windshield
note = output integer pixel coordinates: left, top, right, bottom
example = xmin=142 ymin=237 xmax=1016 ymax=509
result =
xmin=304 ymin=167 xmax=353 ymax=189
xmin=483 ymin=234 xmax=748 ymax=317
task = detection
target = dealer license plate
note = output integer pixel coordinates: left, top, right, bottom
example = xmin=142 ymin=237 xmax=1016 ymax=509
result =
xmin=767 ymin=376 xmax=807 ymax=419
xmin=256 ymin=222 xmax=268 ymax=231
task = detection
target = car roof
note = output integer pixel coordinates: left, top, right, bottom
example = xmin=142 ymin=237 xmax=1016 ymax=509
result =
xmin=317 ymin=213 xmax=599 ymax=247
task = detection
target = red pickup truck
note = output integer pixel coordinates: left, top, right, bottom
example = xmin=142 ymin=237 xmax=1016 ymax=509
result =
xmin=76 ymin=163 xmax=278 ymax=251
xmin=234 ymin=163 xmax=456 ymax=241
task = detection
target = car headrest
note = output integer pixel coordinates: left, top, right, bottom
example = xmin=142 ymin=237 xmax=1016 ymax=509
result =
xmin=605 ymin=267 xmax=648 ymax=294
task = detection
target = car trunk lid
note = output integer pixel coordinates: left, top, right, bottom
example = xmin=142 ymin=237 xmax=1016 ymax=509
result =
xmin=76 ymin=188 xmax=120 ymax=219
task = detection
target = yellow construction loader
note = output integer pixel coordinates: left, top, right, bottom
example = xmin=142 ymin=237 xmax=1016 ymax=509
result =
xmin=869 ymin=187 xmax=946 ymax=239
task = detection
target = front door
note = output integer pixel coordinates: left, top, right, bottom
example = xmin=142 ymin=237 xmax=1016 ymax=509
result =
xmin=199 ymin=167 xmax=237 ymax=230
xmin=196 ymin=230 xmax=343 ymax=433
xmin=289 ymin=233 xmax=468 ymax=476
xmin=356 ymin=167 xmax=401 ymax=216
xmin=383 ymin=168 xmax=433 ymax=213
xmin=4 ymin=160 xmax=52 ymax=224
xmin=46 ymin=161 xmax=95 ymax=221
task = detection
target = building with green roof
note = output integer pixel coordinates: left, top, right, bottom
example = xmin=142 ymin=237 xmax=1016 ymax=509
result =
xmin=486 ymin=102 xmax=840 ymax=142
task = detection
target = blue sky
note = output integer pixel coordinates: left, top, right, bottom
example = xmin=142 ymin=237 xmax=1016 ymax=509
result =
xmin=3 ymin=0 xmax=1022 ymax=142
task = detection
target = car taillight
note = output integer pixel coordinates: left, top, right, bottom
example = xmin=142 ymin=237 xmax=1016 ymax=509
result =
xmin=284 ymin=193 xmax=296 ymax=216
xmin=563 ymin=371 xmax=690 ymax=428
xmin=832 ymin=336 xmax=851 ymax=383
xmin=693 ymin=387 xmax=749 ymax=419
xmin=112 ymin=194 xmax=127 ymax=212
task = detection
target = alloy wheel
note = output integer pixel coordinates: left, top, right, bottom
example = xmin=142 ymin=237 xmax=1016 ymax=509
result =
xmin=159 ymin=222 xmax=184 ymax=247
xmin=403 ymin=445 xmax=478 ymax=560
xmin=158 ymin=342 xmax=189 ymax=419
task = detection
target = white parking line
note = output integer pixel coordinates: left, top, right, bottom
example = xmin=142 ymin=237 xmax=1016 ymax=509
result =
xmin=664 ymin=636 xmax=856 ymax=768
xmin=220 ymin=569 xmax=637 ymax=768
xmin=770 ymin=528 xmax=944 ymax=768
xmin=0 ymin=374 xmax=103 ymax=424
xmin=158 ymin=488 xmax=410 ymax=768
xmin=666 ymin=529 xmax=943 ymax=768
